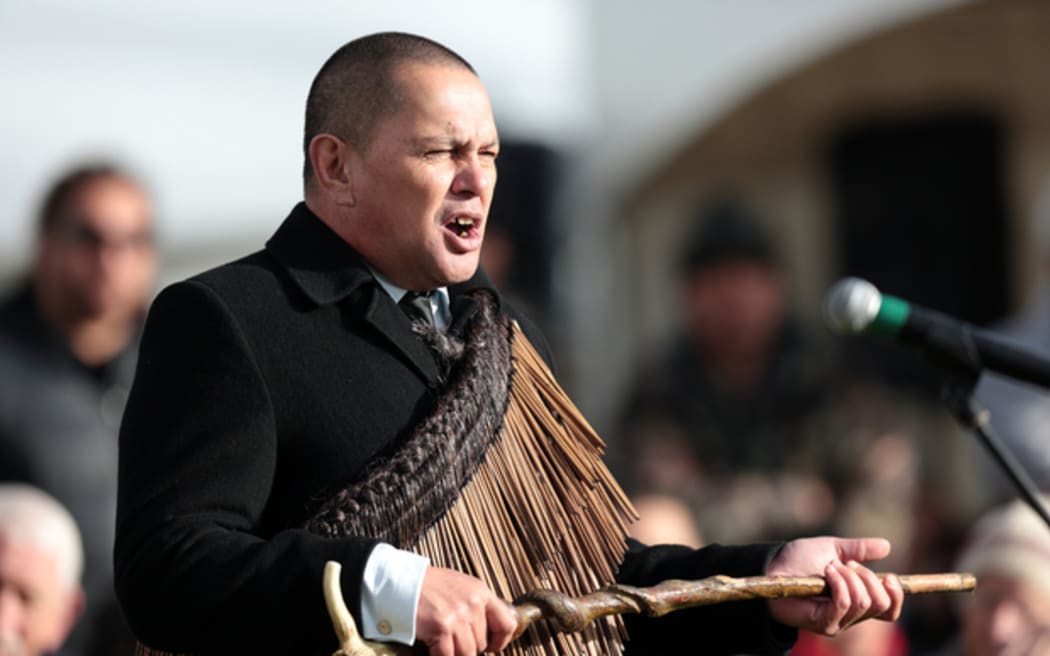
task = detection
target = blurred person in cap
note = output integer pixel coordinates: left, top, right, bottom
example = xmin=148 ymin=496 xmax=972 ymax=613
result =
xmin=0 ymin=484 xmax=85 ymax=656
xmin=618 ymin=194 xmax=836 ymax=544
xmin=949 ymin=495 xmax=1050 ymax=656
xmin=0 ymin=163 xmax=156 ymax=653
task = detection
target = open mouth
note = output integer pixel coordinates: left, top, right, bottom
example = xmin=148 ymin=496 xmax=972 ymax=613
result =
xmin=446 ymin=216 xmax=479 ymax=239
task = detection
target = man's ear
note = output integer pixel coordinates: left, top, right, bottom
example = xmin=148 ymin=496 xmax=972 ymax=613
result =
xmin=309 ymin=133 xmax=356 ymax=206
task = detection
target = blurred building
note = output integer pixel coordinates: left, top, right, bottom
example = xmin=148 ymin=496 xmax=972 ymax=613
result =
xmin=568 ymin=0 xmax=1050 ymax=430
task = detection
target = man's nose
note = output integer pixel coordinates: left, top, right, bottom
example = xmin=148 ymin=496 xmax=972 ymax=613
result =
xmin=451 ymin=156 xmax=494 ymax=196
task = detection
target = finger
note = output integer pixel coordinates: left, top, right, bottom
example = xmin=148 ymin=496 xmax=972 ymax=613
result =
xmin=877 ymin=573 xmax=904 ymax=622
xmin=485 ymin=600 xmax=518 ymax=652
xmin=428 ymin=633 xmax=455 ymax=656
xmin=834 ymin=537 xmax=891 ymax=565
xmin=849 ymin=561 xmax=888 ymax=621
xmin=836 ymin=562 xmax=872 ymax=629
xmin=819 ymin=562 xmax=851 ymax=634
xmin=469 ymin=602 xmax=487 ymax=652
xmin=453 ymin=625 xmax=478 ymax=656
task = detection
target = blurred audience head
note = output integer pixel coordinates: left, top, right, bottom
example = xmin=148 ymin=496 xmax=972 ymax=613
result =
xmin=0 ymin=484 xmax=84 ymax=656
xmin=957 ymin=494 xmax=1050 ymax=656
xmin=32 ymin=163 xmax=156 ymax=330
xmin=677 ymin=195 xmax=785 ymax=388
xmin=628 ymin=493 xmax=703 ymax=548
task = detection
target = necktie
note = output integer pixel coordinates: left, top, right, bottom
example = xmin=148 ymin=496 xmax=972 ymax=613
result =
xmin=399 ymin=291 xmax=435 ymax=327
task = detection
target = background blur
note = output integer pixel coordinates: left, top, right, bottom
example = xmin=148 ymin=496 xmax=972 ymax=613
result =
xmin=9 ymin=2 xmax=1050 ymax=653
xmin=4 ymin=0 xmax=1049 ymax=435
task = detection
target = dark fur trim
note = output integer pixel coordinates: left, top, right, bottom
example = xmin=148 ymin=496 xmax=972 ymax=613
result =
xmin=305 ymin=291 xmax=512 ymax=547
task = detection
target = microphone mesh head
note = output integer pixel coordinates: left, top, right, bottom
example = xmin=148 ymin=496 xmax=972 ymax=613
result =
xmin=824 ymin=278 xmax=882 ymax=334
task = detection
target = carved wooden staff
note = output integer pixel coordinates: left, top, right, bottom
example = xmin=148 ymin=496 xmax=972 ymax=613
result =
xmin=321 ymin=561 xmax=975 ymax=656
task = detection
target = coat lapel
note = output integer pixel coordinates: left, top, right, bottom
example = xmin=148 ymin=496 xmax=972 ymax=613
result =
xmin=266 ymin=203 xmax=447 ymax=386
xmin=360 ymin=286 xmax=442 ymax=384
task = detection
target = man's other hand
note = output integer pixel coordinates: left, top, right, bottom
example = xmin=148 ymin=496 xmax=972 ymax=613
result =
xmin=767 ymin=536 xmax=904 ymax=635
xmin=416 ymin=567 xmax=517 ymax=656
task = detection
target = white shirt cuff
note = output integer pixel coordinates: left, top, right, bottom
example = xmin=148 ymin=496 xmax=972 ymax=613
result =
xmin=359 ymin=543 xmax=430 ymax=645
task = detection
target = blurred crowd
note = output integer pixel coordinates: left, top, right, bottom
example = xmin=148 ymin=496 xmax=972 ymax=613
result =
xmin=614 ymin=193 xmax=1050 ymax=656
xmin=3 ymin=161 xmax=1050 ymax=656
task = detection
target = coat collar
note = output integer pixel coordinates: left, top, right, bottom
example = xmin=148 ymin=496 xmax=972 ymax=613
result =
xmin=265 ymin=203 xmax=374 ymax=306
xmin=265 ymin=202 xmax=503 ymax=383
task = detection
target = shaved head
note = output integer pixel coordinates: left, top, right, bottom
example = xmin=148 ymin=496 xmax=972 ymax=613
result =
xmin=302 ymin=31 xmax=476 ymax=187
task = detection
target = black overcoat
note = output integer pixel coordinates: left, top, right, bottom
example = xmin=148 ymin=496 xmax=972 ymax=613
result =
xmin=115 ymin=203 xmax=794 ymax=655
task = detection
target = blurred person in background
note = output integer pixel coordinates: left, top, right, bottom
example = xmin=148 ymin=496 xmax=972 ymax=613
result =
xmin=627 ymin=492 xmax=705 ymax=548
xmin=0 ymin=484 xmax=84 ymax=656
xmin=618 ymin=195 xmax=837 ymax=544
xmin=615 ymin=192 xmax=987 ymax=652
xmin=0 ymin=163 xmax=156 ymax=654
xmin=942 ymin=495 xmax=1050 ymax=656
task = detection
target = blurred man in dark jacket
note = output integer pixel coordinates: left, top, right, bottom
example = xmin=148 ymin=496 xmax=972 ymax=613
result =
xmin=0 ymin=164 xmax=156 ymax=654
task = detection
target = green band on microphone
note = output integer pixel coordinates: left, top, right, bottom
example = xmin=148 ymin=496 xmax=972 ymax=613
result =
xmin=871 ymin=295 xmax=909 ymax=336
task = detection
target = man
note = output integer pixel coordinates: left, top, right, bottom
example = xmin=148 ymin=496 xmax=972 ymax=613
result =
xmin=954 ymin=495 xmax=1050 ymax=655
xmin=618 ymin=197 xmax=836 ymax=544
xmin=115 ymin=32 xmax=903 ymax=656
xmin=0 ymin=484 xmax=85 ymax=656
xmin=0 ymin=164 xmax=156 ymax=653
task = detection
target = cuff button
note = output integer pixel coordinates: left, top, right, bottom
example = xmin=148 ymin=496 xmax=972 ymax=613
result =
xmin=377 ymin=620 xmax=393 ymax=636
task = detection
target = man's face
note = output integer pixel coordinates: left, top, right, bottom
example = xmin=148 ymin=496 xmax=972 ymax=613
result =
xmin=36 ymin=176 xmax=156 ymax=321
xmin=682 ymin=260 xmax=785 ymax=360
xmin=0 ymin=538 xmax=80 ymax=656
xmin=963 ymin=572 xmax=1050 ymax=656
xmin=345 ymin=61 xmax=498 ymax=290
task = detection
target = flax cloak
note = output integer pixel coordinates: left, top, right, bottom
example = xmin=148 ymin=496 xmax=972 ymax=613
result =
xmin=307 ymin=291 xmax=638 ymax=656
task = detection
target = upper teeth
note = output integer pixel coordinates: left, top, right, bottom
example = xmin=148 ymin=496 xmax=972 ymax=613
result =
xmin=455 ymin=217 xmax=473 ymax=226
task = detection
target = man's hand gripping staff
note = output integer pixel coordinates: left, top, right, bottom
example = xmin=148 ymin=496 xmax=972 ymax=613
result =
xmin=323 ymin=538 xmax=975 ymax=656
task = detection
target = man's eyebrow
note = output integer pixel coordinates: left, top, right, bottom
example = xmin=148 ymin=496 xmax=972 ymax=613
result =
xmin=412 ymin=136 xmax=456 ymax=149
xmin=414 ymin=136 xmax=500 ymax=149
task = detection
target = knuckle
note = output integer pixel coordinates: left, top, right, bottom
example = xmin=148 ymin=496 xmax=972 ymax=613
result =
xmin=431 ymin=622 xmax=453 ymax=641
xmin=466 ymin=589 xmax=488 ymax=610
xmin=436 ymin=609 xmax=463 ymax=634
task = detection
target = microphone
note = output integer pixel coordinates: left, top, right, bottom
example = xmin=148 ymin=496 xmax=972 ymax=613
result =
xmin=824 ymin=277 xmax=1050 ymax=390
